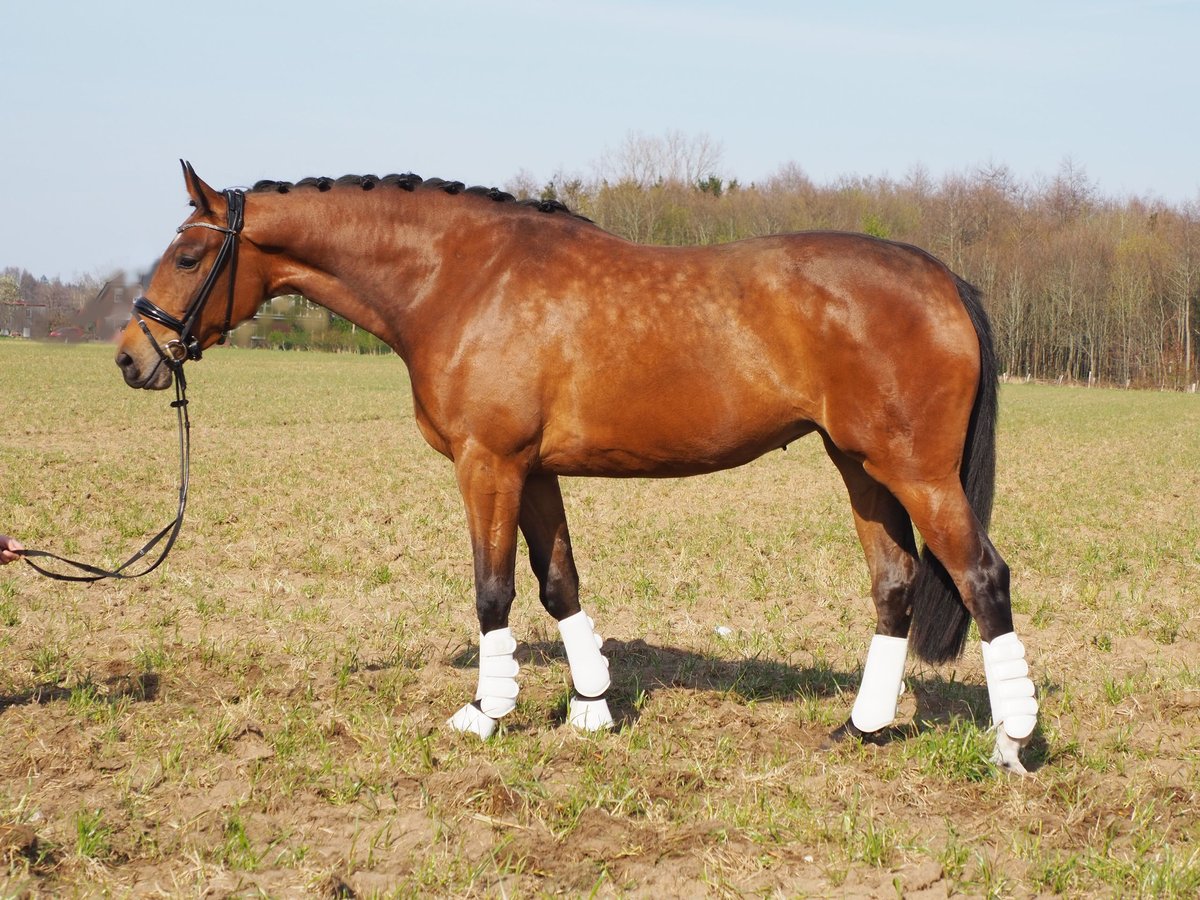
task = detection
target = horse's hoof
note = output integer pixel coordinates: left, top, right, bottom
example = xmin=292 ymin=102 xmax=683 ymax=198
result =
xmin=823 ymin=718 xmax=889 ymax=750
xmin=991 ymin=729 xmax=1030 ymax=775
xmin=448 ymin=702 xmax=497 ymax=739
xmin=567 ymin=695 xmax=614 ymax=731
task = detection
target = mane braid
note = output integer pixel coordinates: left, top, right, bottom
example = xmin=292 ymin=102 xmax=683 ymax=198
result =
xmin=247 ymin=172 xmax=590 ymax=220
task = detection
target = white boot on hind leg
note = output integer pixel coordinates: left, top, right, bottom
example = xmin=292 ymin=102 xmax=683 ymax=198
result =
xmin=447 ymin=628 xmax=520 ymax=740
xmin=558 ymin=611 xmax=614 ymax=732
xmin=981 ymin=631 xmax=1039 ymax=774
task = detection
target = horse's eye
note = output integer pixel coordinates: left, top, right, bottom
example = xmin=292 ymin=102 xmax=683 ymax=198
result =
xmin=177 ymin=255 xmax=199 ymax=271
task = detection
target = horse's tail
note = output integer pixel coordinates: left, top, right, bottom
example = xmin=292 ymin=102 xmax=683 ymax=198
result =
xmin=909 ymin=276 xmax=999 ymax=665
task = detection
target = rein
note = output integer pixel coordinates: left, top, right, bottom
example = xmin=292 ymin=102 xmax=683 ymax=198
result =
xmin=20 ymin=190 xmax=245 ymax=583
xmin=20 ymin=374 xmax=192 ymax=582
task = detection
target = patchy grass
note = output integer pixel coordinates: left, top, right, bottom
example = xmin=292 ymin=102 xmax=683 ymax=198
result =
xmin=0 ymin=341 xmax=1198 ymax=896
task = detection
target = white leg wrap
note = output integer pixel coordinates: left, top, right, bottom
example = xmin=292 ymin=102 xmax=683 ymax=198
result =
xmin=474 ymin=627 xmax=520 ymax=718
xmin=850 ymin=634 xmax=908 ymax=733
xmin=558 ymin=611 xmax=611 ymax=699
xmin=447 ymin=628 xmax=520 ymax=738
xmin=981 ymin=631 xmax=1038 ymax=741
xmin=567 ymin=695 xmax=614 ymax=732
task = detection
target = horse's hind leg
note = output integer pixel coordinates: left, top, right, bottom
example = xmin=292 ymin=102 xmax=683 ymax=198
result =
xmin=519 ymin=472 xmax=613 ymax=731
xmin=884 ymin=475 xmax=1038 ymax=773
xmin=824 ymin=440 xmax=920 ymax=742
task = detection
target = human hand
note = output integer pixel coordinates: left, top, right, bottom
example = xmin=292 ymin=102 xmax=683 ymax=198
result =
xmin=0 ymin=535 xmax=25 ymax=565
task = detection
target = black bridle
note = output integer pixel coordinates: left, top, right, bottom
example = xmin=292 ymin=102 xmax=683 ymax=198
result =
xmin=20 ymin=190 xmax=245 ymax=582
xmin=133 ymin=188 xmax=246 ymax=367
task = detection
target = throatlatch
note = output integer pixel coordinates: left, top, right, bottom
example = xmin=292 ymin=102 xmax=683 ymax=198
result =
xmin=981 ymin=631 xmax=1038 ymax=740
xmin=447 ymin=628 xmax=520 ymax=739
xmin=558 ymin=610 xmax=614 ymax=731
xmin=850 ymin=634 xmax=908 ymax=733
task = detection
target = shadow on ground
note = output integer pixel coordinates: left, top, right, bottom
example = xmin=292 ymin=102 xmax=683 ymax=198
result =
xmin=451 ymin=636 xmax=1055 ymax=767
xmin=0 ymin=669 xmax=160 ymax=712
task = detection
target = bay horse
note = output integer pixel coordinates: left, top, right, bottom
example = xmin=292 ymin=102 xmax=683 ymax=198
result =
xmin=116 ymin=163 xmax=1039 ymax=773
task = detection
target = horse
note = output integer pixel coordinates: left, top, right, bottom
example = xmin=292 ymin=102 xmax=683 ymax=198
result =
xmin=115 ymin=162 xmax=1039 ymax=773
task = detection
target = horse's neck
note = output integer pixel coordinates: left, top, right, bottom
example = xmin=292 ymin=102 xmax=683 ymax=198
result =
xmin=254 ymin=192 xmax=466 ymax=359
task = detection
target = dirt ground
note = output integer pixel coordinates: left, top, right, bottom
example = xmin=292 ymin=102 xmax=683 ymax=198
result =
xmin=1 ymin=345 xmax=1197 ymax=897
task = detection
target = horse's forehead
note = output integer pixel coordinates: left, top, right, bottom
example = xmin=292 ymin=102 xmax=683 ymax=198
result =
xmin=167 ymin=219 xmax=208 ymax=248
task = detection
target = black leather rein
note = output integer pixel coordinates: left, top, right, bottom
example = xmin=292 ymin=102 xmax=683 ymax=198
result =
xmin=20 ymin=375 xmax=193 ymax=582
xmin=20 ymin=190 xmax=245 ymax=583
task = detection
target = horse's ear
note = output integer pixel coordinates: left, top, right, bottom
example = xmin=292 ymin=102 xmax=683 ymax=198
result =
xmin=180 ymin=160 xmax=219 ymax=216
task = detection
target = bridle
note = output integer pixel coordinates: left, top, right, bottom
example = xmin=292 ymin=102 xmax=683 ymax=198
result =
xmin=132 ymin=188 xmax=246 ymax=367
xmin=19 ymin=190 xmax=245 ymax=582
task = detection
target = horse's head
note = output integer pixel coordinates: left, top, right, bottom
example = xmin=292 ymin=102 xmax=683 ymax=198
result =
xmin=116 ymin=162 xmax=269 ymax=389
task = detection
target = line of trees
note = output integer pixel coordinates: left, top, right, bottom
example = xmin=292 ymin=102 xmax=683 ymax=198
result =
xmin=1 ymin=268 xmax=101 ymax=328
xmin=7 ymin=134 xmax=1197 ymax=388
xmin=511 ymin=133 xmax=1199 ymax=390
xmin=224 ymin=295 xmax=391 ymax=354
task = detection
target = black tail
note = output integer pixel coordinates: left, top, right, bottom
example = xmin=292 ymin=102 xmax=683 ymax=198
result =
xmin=909 ymin=277 xmax=999 ymax=664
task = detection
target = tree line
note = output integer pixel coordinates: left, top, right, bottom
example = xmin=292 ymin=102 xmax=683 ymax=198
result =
xmin=511 ymin=135 xmax=1198 ymax=390
xmin=1 ymin=267 xmax=100 ymax=326
xmin=7 ymin=134 xmax=1197 ymax=388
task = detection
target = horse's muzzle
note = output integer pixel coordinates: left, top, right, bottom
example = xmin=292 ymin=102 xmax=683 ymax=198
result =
xmin=116 ymin=349 xmax=173 ymax=391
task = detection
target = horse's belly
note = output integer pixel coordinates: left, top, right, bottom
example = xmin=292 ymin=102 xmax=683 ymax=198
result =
xmin=538 ymin=412 xmax=817 ymax=478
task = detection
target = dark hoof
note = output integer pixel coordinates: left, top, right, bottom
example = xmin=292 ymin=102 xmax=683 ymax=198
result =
xmin=823 ymin=719 xmax=892 ymax=750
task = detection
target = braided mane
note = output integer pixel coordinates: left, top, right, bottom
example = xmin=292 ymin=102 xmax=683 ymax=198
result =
xmin=248 ymin=173 xmax=586 ymax=220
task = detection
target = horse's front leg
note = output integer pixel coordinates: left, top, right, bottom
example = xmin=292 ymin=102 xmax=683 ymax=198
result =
xmin=446 ymin=449 xmax=528 ymax=739
xmin=519 ymin=472 xmax=613 ymax=731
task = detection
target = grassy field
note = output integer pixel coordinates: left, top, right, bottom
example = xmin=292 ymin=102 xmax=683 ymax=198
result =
xmin=0 ymin=340 xmax=1197 ymax=898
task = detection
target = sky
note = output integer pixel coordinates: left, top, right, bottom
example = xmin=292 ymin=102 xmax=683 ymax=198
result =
xmin=2 ymin=0 xmax=1198 ymax=281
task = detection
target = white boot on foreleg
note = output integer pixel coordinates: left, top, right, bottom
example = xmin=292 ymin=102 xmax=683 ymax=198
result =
xmin=447 ymin=627 xmax=520 ymax=739
xmin=850 ymin=634 xmax=909 ymax=734
xmin=558 ymin=610 xmax=613 ymax=731
xmin=981 ymin=631 xmax=1038 ymax=773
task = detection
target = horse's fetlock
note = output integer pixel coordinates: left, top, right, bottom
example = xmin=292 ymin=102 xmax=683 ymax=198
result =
xmin=539 ymin=577 xmax=578 ymax=619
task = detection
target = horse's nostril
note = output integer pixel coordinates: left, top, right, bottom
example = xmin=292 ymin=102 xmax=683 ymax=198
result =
xmin=116 ymin=351 xmax=133 ymax=369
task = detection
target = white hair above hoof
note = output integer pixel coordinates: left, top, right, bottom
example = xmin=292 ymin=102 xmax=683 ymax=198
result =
xmin=568 ymin=695 xmax=614 ymax=732
xmin=448 ymin=702 xmax=498 ymax=739
xmin=992 ymin=728 xmax=1030 ymax=775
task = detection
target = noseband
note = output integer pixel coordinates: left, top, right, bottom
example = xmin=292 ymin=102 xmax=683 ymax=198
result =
xmin=132 ymin=188 xmax=246 ymax=367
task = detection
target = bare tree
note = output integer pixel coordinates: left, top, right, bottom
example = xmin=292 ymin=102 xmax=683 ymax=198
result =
xmin=595 ymin=129 xmax=725 ymax=189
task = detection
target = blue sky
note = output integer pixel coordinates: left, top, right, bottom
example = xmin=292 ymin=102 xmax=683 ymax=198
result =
xmin=2 ymin=0 xmax=1198 ymax=280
